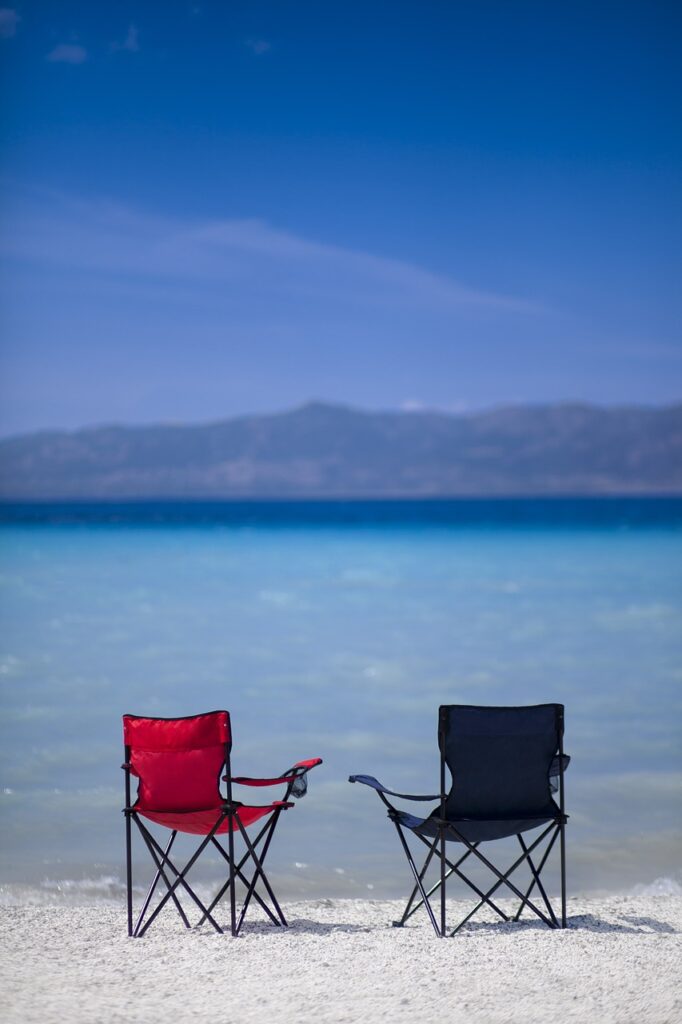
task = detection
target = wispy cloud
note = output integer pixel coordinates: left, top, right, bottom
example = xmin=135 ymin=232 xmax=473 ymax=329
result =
xmin=244 ymin=37 xmax=271 ymax=56
xmin=111 ymin=25 xmax=139 ymax=54
xmin=2 ymin=188 xmax=539 ymax=317
xmin=0 ymin=7 xmax=19 ymax=38
xmin=46 ymin=43 xmax=88 ymax=65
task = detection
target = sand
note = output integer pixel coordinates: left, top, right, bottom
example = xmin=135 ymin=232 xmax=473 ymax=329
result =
xmin=2 ymin=894 xmax=680 ymax=1024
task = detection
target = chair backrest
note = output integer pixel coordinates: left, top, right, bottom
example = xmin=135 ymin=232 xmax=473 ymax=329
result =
xmin=439 ymin=704 xmax=563 ymax=820
xmin=123 ymin=711 xmax=231 ymax=812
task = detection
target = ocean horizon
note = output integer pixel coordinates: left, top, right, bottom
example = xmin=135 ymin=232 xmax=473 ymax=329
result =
xmin=1 ymin=497 xmax=680 ymax=904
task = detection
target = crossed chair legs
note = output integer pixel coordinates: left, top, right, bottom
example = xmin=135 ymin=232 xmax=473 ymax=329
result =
xmin=126 ymin=807 xmax=288 ymax=938
xmin=389 ymin=814 xmax=566 ymax=937
xmin=126 ymin=809 xmax=566 ymax=940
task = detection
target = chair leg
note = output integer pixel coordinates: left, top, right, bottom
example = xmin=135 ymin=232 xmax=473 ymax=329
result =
xmin=393 ymin=833 xmax=440 ymax=927
xmin=440 ymin=826 xmax=446 ymax=937
xmin=235 ymin=812 xmax=288 ymax=933
xmin=205 ymin=834 xmax=282 ymax=928
xmin=398 ymin=835 xmax=508 ymax=929
xmin=227 ymin=810 xmax=237 ymax=937
xmin=445 ymin=867 xmax=509 ymax=925
xmin=135 ymin=817 xmax=227 ymax=937
xmin=235 ymin=809 xmax=286 ymax=933
xmin=391 ymin=819 xmax=441 ymax=937
xmin=447 ymin=822 xmax=557 ymax=935
xmin=398 ymin=850 xmax=461 ymax=924
xmin=514 ymin=827 xmax=560 ymax=924
xmin=411 ymin=835 xmax=507 ymax=922
xmin=125 ymin=810 xmax=133 ymax=938
xmin=197 ymin=817 xmax=276 ymax=928
xmin=560 ymin=818 xmax=567 ymax=928
xmin=134 ymin=829 xmax=190 ymax=936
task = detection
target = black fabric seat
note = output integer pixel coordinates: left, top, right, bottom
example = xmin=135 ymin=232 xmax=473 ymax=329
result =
xmin=349 ymin=703 xmax=569 ymax=936
xmin=394 ymin=808 xmax=558 ymax=844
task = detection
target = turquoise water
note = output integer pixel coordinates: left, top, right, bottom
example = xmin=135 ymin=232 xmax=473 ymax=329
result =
xmin=0 ymin=501 xmax=680 ymax=902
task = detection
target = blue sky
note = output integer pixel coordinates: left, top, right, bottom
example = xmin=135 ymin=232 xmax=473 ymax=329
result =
xmin=1 ymin=1 xmax=680 ymax=435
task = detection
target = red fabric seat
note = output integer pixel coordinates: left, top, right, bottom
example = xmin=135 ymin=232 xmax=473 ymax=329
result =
xmin=139 ymin=802 xmax=294 ymax=835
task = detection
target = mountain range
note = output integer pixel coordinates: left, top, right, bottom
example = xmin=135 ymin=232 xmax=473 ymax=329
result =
xmin=0 ymin=402 xmax=680 ymax=499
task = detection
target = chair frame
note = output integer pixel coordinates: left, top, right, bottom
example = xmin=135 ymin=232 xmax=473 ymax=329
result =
xmin=351 ymin=704 xmax=567 ymax=937
xmin=123 ymin=714 xmax=319 ymax=938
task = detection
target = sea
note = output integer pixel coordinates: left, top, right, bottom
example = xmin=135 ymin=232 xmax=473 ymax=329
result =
xmin=0 ymin=498 xmax=680 ymax=906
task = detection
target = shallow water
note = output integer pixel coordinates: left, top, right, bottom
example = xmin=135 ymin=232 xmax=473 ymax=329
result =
xmin=0 ymin=500 xmax=680 ymax=901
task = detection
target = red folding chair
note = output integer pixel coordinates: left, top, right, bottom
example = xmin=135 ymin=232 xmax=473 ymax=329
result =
xmin=122 ymin=710 xmax=322 ymax=937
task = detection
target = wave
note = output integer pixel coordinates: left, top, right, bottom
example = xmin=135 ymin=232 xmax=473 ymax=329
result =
xmin=0 ymin=876 xmax=129 ymax=906
xmin=630 ymin=877 xmax=682 ymax=897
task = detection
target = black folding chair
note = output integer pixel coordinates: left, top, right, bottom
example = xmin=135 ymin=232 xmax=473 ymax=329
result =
xmin=122 ymin=710 xmax=322 ymax=937
xmin=350 ymin=703 xmax=568 ymax=936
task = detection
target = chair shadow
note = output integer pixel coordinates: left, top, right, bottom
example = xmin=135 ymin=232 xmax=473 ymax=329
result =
xmin=439 ymin=912 xmax=677 ymax=935
xmin=606 ymin=914 xmax=676 ymax=935
xmin=567 ymin=912 xmax=677 ymax=934
xmin=214 ymin=911 xmax=677 ymax=937
xmin=288 ymin=917 xmax=379 ymax=935
xmin=212 ymin=917 xmax=376 ymax=936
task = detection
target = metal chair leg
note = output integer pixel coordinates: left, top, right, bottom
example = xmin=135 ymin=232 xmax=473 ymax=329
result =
xmin=392 ymin=819 xmax=441 ymax=937
xmin=125 ymin=810 xmax=133 ymax=937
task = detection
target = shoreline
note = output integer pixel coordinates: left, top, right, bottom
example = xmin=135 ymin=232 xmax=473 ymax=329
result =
xmin=2 ymin=893 xmax=680 ymax=1023
xmin=1 ymin=874 xmax=680 ymax=907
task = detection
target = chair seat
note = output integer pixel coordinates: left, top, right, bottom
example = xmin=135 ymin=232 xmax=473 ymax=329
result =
xmin=138 ymin=801 xmax=293 ymax=836
xmin=395 ymin=805 xmax=559 ymax=843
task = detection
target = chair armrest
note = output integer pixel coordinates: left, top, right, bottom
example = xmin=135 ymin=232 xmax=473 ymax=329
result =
xmin=292 ymin=758 xmax=323 ymax=771
xmin=228 ymin=758 xmax=323 ymax=799
xmin=348 ymin=774 xmax=440 ymax=801
xmin=231 ymin=776 xmax=297 ymax=787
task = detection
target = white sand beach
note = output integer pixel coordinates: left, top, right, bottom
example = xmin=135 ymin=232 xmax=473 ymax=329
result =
xmin=2 ymin=893 xmax=680 ymax=1024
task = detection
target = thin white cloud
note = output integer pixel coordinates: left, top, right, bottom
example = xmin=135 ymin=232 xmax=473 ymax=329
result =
xmin=46 ymin=43 xmax=88 ymax=65
xmin=244 ymin=37 xmax=271 ymax=56
xmin=192 ymin=218 xmax=538 ymax=312
xmin=0 ymin=7 xmax=19 ymax=38
xmin=1 ymin=187 xmax=540 ymax=317
xmin=112 ymin=25 xmax=139 ymax=53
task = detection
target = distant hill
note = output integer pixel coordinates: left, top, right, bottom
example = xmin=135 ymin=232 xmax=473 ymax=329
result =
xmin=0 ymin=402 xmax=680 ymax=499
